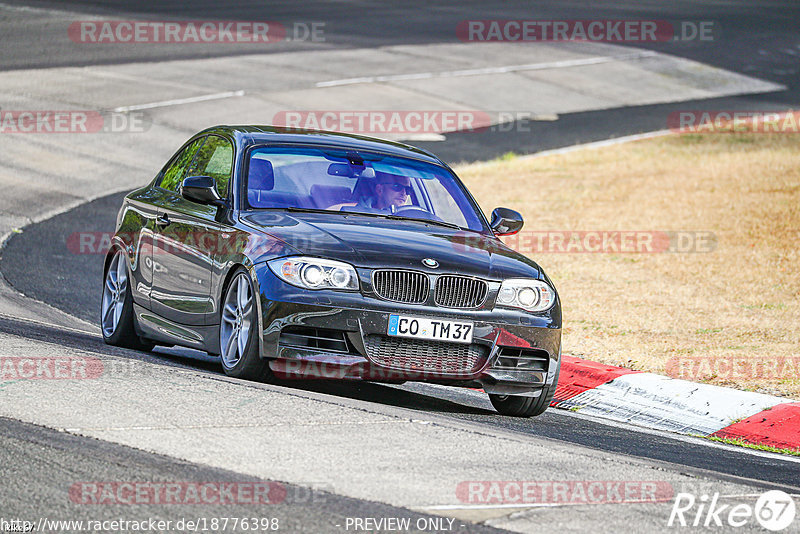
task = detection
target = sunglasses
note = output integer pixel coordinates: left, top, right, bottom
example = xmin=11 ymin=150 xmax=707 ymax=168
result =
xmin=380 ymin=183 xmax=413 ymax=194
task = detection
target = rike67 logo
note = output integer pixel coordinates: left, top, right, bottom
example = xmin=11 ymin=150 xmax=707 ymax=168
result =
xmin=669 ymin=490 xmax=796 ymax=531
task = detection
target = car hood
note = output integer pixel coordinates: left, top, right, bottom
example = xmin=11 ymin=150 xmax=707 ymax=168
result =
xmin=240 ymin=211 xmax=541 ymax=280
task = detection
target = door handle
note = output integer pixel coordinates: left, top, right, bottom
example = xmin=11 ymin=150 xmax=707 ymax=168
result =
xmin=156 ymin=214 xmax=171 ymax=228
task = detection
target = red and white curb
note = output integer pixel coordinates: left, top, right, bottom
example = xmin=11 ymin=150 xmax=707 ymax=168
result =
xmin=552 ymin=356 xmax=800 ymax=452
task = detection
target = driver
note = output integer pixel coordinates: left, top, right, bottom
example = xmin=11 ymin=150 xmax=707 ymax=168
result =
xmin=373 ymin=174 xmax=412 ymax=212
xmin=329 ymin=172 xmax=413 ymax=212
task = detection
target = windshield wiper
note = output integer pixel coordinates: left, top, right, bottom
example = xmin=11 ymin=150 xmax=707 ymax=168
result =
xmin=283 ymin=207 xmax=388 ymax=219
xmin=385 ymin=215 xmax=462 ymax=230
xmin=282 ymin=207 xmax=340 ymax=214
xmin=281 ymin=207 xmax=391 ymax=220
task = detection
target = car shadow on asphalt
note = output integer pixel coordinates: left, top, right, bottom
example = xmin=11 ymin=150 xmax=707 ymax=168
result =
xmin=149 ymin=342 xmax=495 ymax=416
xmin=279 ymin=379 xmax=496 ymax=416
xmin=5 ymin=315 xmax=494 ymax=417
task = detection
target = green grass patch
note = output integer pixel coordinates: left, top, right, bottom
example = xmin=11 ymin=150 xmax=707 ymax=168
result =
xmin=495 ymin=151 xmax=518 ymax=162
xmin=705 ymin=435 xmax=800 ymax=457
xmin=695 ymin=328 xmax=723 ymax=335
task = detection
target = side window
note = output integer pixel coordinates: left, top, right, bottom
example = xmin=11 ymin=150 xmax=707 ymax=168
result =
xmin=189 ymin=135 xmax=234 ymax=196
xmin=159 ymin=137 xmax=205 ymax=192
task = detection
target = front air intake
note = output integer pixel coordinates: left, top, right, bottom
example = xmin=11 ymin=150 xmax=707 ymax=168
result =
xmin=279 ymin=326 xmax=350 ymax=353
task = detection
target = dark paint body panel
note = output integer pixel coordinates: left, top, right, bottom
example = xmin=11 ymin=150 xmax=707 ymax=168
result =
xmin=239 ymin=211 xmax=542 ymax=279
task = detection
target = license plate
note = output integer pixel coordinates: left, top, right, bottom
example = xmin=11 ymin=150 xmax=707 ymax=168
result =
xmin=387 ymin=315 xmax=474 ymax=344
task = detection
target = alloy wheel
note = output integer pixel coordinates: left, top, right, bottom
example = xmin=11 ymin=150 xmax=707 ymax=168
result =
xmin=101 ymin=253 xmax=128 ymax=338
xmin=220 ymin=273 xmax=253 ymax=368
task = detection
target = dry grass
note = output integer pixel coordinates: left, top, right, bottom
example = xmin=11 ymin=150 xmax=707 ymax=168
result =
xmin=455 ymin=133 xmax=800 ymax=398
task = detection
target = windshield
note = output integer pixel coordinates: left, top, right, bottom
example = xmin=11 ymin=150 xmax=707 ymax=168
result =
xmin=244 ymin=146 xmax=487 ymax=232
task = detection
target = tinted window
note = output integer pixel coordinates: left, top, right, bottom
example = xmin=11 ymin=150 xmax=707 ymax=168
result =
xmin=159 ymin=137 xmax=205 ymax=192
xmin=189 ymin=135 xmax=233 ymax=196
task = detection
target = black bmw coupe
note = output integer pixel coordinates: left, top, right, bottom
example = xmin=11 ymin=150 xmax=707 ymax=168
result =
xmin=101 ymin=126 xmax=561 ymax=417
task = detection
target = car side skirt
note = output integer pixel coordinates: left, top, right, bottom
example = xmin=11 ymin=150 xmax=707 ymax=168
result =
xmin=134 ymin=303 xmax=219 ymax=353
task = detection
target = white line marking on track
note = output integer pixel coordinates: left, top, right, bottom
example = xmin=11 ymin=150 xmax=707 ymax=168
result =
xmin=459 ymin=130 xmax=673 ymax=173
xmin=0 ymin=311 xmax=95 ymax=337
xmin=518 ymin=130 xmax=673 ymax=160
xmin=64 ymin=420 xmax=409 ymax=433
xmin=0 ymin=1 xmax=90 ymax=16
xmin=113 ymin=90 xmax=245 ymax=113
xmin=316 ymin=51 xmax=658 ymax=87
xmin=394 ymin=133 xmax=447 ymax=142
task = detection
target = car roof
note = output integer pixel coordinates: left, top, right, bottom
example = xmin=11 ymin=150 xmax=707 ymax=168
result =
xmin=197 ymin=125 xmax=445 ymax=165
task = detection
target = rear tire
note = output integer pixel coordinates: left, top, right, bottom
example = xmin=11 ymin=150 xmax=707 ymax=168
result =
xmin=219 ymin=268 xmax=271 ymax=381
xmin=101 ymin=250 xmax=154 ymax=351
xmin=489 ymin=359 xmax=561 ymax=417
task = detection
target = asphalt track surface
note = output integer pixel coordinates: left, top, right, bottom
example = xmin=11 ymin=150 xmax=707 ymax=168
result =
xmin=3 ymin=0 xmax=799 ymax=87
xmin=0 ymin=414 xmax=506 ymax=533
xmin=2 ymin=0 xmax=800 ymax=530
xmin=1 ymin=0 xmax=799 ymax=161
xmin=2 ymin=195 xmax=800 ymax=491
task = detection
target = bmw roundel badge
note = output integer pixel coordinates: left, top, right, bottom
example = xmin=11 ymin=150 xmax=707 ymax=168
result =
xmin=421 ymin=258 xmax=439 ymax=268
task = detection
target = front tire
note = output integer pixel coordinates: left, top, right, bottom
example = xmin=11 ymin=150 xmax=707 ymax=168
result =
xmin=219 ymin=268 xmax=271 ymax=381
xmin=489 ymin=359 xmax=561 ymax=417
xmin=101 ymin=250 xmax=154 ymax=351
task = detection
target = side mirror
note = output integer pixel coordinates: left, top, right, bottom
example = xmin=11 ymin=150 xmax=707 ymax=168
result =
xmin=490 ymin=207 xmax=524 ymax=236
xmin=180 ymin=176 xmax=226 ymax=207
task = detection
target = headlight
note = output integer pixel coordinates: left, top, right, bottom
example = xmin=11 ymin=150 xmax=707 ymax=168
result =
xmin=268 ymin=257 xmax=359 ymax=291
xmin=495 ymin=279 xmax=555 ymax=312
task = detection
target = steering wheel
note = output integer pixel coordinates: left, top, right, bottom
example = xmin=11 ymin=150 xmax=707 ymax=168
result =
xmin=391 ymin=205 xmax=445 ymax=222
xmin=392 ymin=205 xmax=432 ymax=216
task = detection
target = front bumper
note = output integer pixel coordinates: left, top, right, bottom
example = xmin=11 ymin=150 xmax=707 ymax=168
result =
xmin=253 ymin=264 xmax=562 ymax=396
